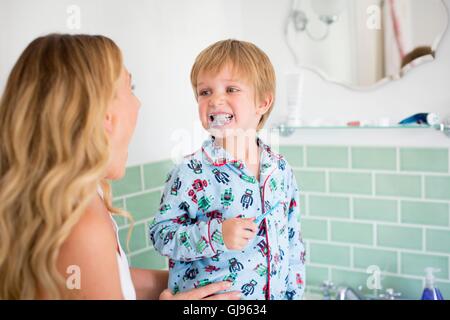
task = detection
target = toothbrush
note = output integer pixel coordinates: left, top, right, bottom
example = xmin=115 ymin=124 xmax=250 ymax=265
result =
xmin=254 ymin=201 xmax=281 ymax=224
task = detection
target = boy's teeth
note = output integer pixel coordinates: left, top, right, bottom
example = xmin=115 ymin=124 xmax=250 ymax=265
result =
xmin=209 ymin=114 xmax=233 ymax=127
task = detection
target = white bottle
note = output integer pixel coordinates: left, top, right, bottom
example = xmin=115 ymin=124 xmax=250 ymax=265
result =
xmin=285 ymin=72 xmax=304 ymax=127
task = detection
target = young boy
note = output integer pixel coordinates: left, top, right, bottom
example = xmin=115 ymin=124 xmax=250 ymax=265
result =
xmin=149 ymin=39 xmax=306 ymax=300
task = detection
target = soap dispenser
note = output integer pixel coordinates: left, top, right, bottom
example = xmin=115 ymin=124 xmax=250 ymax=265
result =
xmin=421 ymin=268 xmax=444 ymax=300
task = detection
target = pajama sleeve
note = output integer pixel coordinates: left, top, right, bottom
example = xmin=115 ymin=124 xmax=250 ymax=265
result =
xmin=148 ymin=164 xmax=229 ymax=262
xmin=285 ymin=166 xmax=306 ymax=300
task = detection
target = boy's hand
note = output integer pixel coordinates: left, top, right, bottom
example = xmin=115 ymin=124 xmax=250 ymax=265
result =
xmin=222 ymin=217 xmax=257 ymax=250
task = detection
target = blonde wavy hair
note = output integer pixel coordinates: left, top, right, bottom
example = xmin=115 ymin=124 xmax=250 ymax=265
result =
xmin=0 ymin=34 xmax=130 ymax=299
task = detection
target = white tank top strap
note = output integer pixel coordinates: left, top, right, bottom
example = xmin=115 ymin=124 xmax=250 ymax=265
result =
xmin=97 ymin=185 xmax=136 ymax=300
xmin=110 ymin=215 xmax=137 ymax=300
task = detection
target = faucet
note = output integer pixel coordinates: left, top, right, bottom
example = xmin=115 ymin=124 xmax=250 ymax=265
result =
xmin=335 ymin=286 xmax=403 ymax=300
xmin=378 ymin=288 xmax=402 ymax=300
xmin=320 ymin=281 xmax=336 ymax=300
xmin=336 ymin=286 xmax=366 ymax=300
xmin=319 ymin=279 xmax=403 ymax=300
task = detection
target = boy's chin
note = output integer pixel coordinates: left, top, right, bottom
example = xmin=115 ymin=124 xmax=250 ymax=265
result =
xmin=207 ymin=127 xmax=236 ymax=139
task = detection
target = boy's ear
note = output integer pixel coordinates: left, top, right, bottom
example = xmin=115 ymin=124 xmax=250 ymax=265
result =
xmin=104 ymin=111 xmax=113 ymax=134
xmin=256 ymin=93 xmax=274 ymax=116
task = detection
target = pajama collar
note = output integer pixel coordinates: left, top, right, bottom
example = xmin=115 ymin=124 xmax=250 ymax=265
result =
xmin=200 ymin=136 xmax=283 ymax=180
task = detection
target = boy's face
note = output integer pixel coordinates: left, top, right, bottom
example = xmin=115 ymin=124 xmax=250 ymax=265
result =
xmin=196 ymin=64 xmax=270 ymax=137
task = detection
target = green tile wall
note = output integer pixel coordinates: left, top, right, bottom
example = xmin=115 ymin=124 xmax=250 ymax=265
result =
xmin=113 ymin=146 xmax=450 ymax=300
xmin=375 ymin=174 xmax=422 ymax=198
xmin=306 ymin=146 xmax=348 ymax=168
xmin=425 ymin=176 xmax=450 ymax=200
xmin=400 ymin=148 xmax=448 ymax=173
xmin=353 ymin=247 xmax=398 ymax=273
xmin=353 ymin=198 xmax=398 ymax=222
xmin=309 ymin=195 xmax=350 ymax=218
xmin=351 ymin=147 xmax=397 ymax=170
xmin=329 ymin=172 xmax=372 ymax=195
xmin=294 ymin=170 xmax=326 ymax=192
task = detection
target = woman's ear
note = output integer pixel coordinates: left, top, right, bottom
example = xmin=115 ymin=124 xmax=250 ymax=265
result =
xmin=104 ymin=111 xmax=113 ymax=134
xmin=256 ymin=93 xmax=274 ymax=116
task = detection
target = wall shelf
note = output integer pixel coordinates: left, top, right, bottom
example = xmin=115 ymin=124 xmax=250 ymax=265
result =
xmin=272 ymin=123 xmax=450 ymax=138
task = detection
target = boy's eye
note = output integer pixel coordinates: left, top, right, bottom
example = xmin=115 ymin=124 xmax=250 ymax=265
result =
xmin=131 ymin=84 xmax=136 ymax=91
xmin=199 ymin=89 xmax=211 ymax=96
xmin=227 ymin=87 xmax=240 ymax=93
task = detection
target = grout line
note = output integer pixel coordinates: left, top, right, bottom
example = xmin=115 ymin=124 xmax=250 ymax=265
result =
xmin=397 ymin=200 xmax=401 ymax=224
xmin=304 ymin=190 xmax=450 ymax=204
xmin=319 ymin=217 xmax=378 ymax=227
xmin=290 ymin=165 xmax=450 ymax=177
xmin=114 ymin=186 xmax=164 ymax=201
xmin=305 ymin=214 xmax=450 ymax=231
xmin=307 ymin=238 xmax=450 ymax=258
xmin=398 ymin=250 xmax=402 ymax=275
xmin=118 ymin=218 xmax=152 ymax=231
xmin=302 ymin=216 xmax=330 ymax=222
xmin=306 ymin=262 xmax=448 ymax=283
xmin=127 ymin=246 xmax=155 ymax=257
xmin=325 ymin=170 xmax=330 ymax=193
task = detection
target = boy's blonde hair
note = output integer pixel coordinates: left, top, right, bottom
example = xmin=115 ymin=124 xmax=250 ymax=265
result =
xmin=190 ymin=39 xmax=276 ymax=130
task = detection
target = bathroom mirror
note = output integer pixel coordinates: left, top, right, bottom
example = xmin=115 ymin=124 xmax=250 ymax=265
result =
xmin=284 ymin=0 xmax=449 ymax=89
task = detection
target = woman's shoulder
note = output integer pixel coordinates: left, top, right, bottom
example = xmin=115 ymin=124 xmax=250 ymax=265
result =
xmin=70 ymin=195 xmax=116 ymax=245
xmin=57 ymin=195 xmax=123 ymax=298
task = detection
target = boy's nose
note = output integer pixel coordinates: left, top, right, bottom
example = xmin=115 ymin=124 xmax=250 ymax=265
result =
xmin=208 ymin=92 xmax=225 ymax=107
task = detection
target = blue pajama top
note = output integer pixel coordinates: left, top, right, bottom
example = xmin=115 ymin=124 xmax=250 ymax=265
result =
xmin=149 ymin=137 xmax=306 ymax=300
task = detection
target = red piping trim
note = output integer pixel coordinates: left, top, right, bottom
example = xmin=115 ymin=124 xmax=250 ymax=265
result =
xmin=203 ymin=138 xmax=282 ymax=299
xmin=207 ymin=219 xmax=217 ymax=254
xmin=261 ymin=167 xmax=276 ymax=300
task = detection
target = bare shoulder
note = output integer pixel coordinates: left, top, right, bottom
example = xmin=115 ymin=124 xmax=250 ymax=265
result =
xmin=57 ymin=195 xmax=123 ymax=299
xmin=69 ymin=195 xmax=116 ymax=245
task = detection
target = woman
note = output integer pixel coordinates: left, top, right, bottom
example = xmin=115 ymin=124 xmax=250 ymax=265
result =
xmin=0 ymin=34 xmax=240 ymax=300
